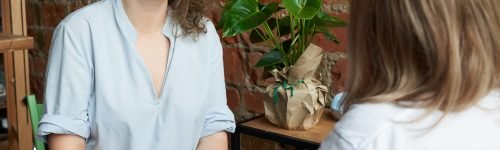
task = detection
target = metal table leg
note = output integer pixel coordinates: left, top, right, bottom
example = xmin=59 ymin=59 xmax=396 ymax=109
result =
xmin=231 ymin=131 xmax=240 ymax=150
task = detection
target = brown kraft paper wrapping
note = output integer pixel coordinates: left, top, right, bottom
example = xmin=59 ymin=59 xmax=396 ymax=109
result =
xmin=264 ymin=44 xmax=328 ymax=130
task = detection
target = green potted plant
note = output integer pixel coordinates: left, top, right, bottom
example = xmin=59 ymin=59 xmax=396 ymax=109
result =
xmin=221 ymin=0 xmax=346 ymax=130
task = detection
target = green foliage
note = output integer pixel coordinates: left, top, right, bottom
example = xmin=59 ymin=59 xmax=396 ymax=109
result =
xmin=221 ymin=0 xmax=347 ymax=69
xmin=222 ymin=1 xmax=280 ymax=37
xmin=282 ymin=0 xmax=322 ymax=19
xmin=314 ymin=12 xmax=348 ymax=27
xmin=255 ymin=50 xmax=284 ymax=67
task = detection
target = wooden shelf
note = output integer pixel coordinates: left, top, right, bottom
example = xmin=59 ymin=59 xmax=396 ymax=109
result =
xmin=232 ymin=109 xmax=337 ymax=149
xmin=0 ymin=34 xmax=34 ymax=52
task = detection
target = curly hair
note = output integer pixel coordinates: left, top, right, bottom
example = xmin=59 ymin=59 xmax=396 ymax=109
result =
xmin=169 ymin=0 xmax=208 ymax=37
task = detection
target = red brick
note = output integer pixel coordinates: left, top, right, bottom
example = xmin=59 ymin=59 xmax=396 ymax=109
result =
xmin=240 ymin=32 xmax=252 ymax=46
xmin=222 ymin=36 xmax=239 ymax=44
xmin=27 ymin=28 xmax=38 ymax=48
xmin=42 ymin=3 xmax=67 ymax=27
xmin=29 ymin=77 xmax=45 ymax=102
xmin=226 ymin=88 xmax=240 ymax=110
xmin=223 ymin=47 xmax=245 ymax=83
xmin=26 ymin=3 xmax=36 ymax=26
xmin=207 ymin=6 xmax=222 ymax=25
xmin=333 ymin=11 xmax=351 ymax=21
xmin=243 ymin=90 xmax=266 ymax=113
xmin=33 ymin=57 xmax=47 ymax=74
xmin=42 ymin=30 xmax=54 ymax=54
xmin=331 ymin=58 xmax=349 ymax=93
xmin=311 ymin=13 xmax=349 ymax=52
xmin=247 ymin=52 xmax=269 ymax=86
xmin=218 ymin=29 xmax=241 ymax=44
xmin=69 ymin=2 xmax=87 ymax=12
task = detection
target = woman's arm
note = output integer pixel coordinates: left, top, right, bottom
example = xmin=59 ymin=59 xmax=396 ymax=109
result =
xmin=38 ymin=19 xmax=92 ymax=148
xmin=196 ymin=132 xmax=228 ymax=150
xmin=48 ymin=134 xmax=86 ymax=150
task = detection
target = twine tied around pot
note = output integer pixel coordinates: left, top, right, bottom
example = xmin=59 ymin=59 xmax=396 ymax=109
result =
xmin=272 ymin=79 xmax=305 ymax=103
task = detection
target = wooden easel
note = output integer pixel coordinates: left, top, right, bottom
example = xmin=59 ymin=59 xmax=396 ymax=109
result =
xmin=0 ymin=35 xmax=33 ymax=150
xmin=1 ymin=0 xmax=34 ymax=149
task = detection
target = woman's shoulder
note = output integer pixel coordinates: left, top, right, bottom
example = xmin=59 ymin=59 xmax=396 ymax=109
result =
xmin=333 ymin=91 xmax=500 ymax=149
xmin=58 ymin=0 xmax=112 ymax=29
xmin=333 ymin=103 xmax=407 ymax=148
xmin=196 ymin=18 xmax=220 ymax=43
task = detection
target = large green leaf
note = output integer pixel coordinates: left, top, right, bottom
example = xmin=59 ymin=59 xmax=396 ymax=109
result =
xmin=217 ymin=0 xmax=235 ymax=29
xmin=223 ymin=1 xmax=279 ymax=37
xmin=282 ymin=0 xmax=322 ymax=19
xmin=314 ymin=12 xmax=348 ymax=27
xmin=255 ymin=50 xmax=284 ymax=67
xmin=316 ymin=27 xmax=340 ymax=44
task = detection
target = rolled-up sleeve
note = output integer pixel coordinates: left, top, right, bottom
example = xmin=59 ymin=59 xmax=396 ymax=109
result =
xmin=200 ymin=36 xmax=236 ymax=138
xmin=37 ymin=21 xmax=93 ymax=142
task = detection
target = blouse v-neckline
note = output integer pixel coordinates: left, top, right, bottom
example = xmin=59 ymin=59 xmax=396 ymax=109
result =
xmin=114 ymin=0 xmax=177 ymax=102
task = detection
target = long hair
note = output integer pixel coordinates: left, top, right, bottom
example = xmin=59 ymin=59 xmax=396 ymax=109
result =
xmin=343 ymin=0 xmax=500 ymax=114
xmin=169 ymin=0 xmax=208 ymax=37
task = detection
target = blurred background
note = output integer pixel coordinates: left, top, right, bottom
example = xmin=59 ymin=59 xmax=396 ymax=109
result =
xmin=0 ymin=0 xmax=350 ymax=149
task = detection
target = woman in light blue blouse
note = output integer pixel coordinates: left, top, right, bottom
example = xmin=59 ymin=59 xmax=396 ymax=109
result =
xmin=37 ymin=0 xmax=236 ymax=149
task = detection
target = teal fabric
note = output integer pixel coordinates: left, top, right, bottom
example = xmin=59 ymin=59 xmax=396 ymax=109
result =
xmin=37 ymin=0 xmax=235 ymax=149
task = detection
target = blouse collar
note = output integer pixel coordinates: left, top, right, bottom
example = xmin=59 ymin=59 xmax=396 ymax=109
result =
xmin=112 ymin=0 xmax=177 ymax=43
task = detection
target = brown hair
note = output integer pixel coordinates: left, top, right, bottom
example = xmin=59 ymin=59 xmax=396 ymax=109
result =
xmin=169 ymin=0 xmax=208 ymax=37
xmin=343 ymin=0 xmax=500 ymax=114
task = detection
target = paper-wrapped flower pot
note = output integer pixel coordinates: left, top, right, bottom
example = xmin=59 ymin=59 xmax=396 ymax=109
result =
xmin=264 ymin=44 xmax=328 ymax=130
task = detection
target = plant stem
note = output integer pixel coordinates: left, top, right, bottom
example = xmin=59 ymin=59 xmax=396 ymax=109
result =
xmin=290 ymin=15 xmax=296 ymax=43
xmin=297 ymin=19 xmax=306 ymax=63
xmin=289 ymin=15 xmax=297 ymax=66
xmin=254 ymin=28 xmax=274 ymax=49
xmin=276 ymin=17 xmax=281 ymax=38
xmin=263 ymin=22 xmax=288 ymax=67
xmin=302 ymin=20 xmax=307 ymax=57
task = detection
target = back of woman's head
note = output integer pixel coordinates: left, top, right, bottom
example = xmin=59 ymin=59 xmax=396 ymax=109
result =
xmin=343 ymin=0 xmax=500 ymax=113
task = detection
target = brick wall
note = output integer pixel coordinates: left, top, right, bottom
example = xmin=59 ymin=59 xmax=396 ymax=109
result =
xmin=27 ymin=0 xmax=349 ymax=149
xmin=208 ymin=0 xmax=350 ymax=121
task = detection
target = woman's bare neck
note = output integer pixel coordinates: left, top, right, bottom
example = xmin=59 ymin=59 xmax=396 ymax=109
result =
xmin=121 ymin=0 xmax=169 ymax=35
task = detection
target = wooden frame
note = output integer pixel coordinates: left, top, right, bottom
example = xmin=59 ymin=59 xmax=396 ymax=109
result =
xmin=1 ymin=0 xmax=32 ymax=148
xmin=1 ymin=0 xmax=27 ymax=35
xmin=0 ymin=35 xmax=33 ymax=150
xmin=1 ymin=0 xmax=12 ymax=34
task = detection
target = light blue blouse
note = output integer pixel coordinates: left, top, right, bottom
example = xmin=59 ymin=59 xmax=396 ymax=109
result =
xmin=37 ymin=0 xmax=236 ymax=149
